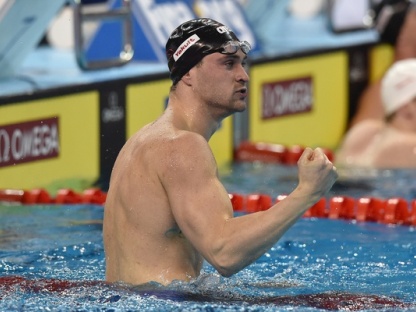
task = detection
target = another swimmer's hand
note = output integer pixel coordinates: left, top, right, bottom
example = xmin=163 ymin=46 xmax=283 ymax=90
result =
xmin=296 ymin=147 xmax=338 ymax=200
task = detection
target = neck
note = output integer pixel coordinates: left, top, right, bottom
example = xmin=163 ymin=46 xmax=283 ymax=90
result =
xmin=167 ymin=90 xmax=223 ymax=141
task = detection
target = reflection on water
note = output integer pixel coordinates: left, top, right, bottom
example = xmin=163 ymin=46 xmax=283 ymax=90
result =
xmin=0 ymin=270 xmax=413 ymax=311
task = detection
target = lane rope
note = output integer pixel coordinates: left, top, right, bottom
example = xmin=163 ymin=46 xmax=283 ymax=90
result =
xmin=230 ymin=193 xmax=416 ymax=226
xmin=234 ymin=141 xmax=334 ymax=164
xmin=0 ymin=188 xmax=106 ymax=205
xmin=1 ymin=188 xmax=415 ymax=226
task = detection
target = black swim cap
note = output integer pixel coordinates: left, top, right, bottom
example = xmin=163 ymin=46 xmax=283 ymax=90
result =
xmin=165 ymin=18 xmax=251 ymax=85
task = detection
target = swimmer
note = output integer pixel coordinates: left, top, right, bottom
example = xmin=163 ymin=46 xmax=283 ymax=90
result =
xmin=103 ymin=18 xmax=338 ymax=286
xmin=349 ymin=0 xmax=416 ymax=126
xmin=336 ymin=59 xmax=416 ymax=168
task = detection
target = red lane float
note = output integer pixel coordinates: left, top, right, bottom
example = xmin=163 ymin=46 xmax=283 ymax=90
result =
xmin=1 ymin=187 xmax=415 ymax=226
xmin=246 ymin=194 xmax=272 ymax=213
xmin=229 ymin=193 xmax=245 ymax=212
xmin=234 ymin=141 xmax=334 ymax=164
xmin=284 ymin=145 xmax=305 ymax=165
xmin=0 ymin=188 xmax=106 ymax=205
xmin=411 ymin=200 xmax=416 ymax=225
xmin=23 ymin=189 xmax=52 ymax=204
xmin=329 ymin=196 xmax=355 ymax=220
xmin=234 ymin=141 xmax=287 ymax=164
xmin=0 ymin=189 xmax=25 ymax=203
xmin=304 ymin=197 xmax=327 ymax=218
xmin=82 ymin=188 xmax=107 ymax=204
xmin=356 ymin=197 xmax=385 ymax=222
xmin=383 ymin=198 xmax=410 ymax=225
xmin=55 ymin=189 xmax=83 ymax=204
xmin=227 ymin=193 xmax=416 ymax=226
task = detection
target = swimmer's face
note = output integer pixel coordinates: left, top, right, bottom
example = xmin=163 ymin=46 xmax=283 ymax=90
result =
xmin=190 ymin=50 xmax=249 ymax=115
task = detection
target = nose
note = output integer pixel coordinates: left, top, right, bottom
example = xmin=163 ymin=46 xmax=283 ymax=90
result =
xmin=237 ymin=64 xmax=249 ymax=83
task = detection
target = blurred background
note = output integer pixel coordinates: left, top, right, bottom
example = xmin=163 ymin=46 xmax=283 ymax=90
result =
xmin=0 ymin=0 xmax=407 ymax=192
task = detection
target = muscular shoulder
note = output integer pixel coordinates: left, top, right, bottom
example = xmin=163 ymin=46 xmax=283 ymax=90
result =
xmin=167 ymin=131 xmax=211 ymax=156
xmin=158 ymin=131 xmax=217 ymax=179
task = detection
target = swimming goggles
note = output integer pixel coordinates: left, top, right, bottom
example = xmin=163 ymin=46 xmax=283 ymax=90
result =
xmin=217 ymin=41 xmax=251 ymax=55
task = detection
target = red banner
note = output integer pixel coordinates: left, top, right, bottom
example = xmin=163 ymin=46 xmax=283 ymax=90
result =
xmin=0 ymin=117 xmax=60 ymax=168
xmin=262 ymin=76 xmax=313 ymax=119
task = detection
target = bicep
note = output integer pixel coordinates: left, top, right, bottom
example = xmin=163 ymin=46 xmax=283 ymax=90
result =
xmin=160 ymin=136 xmax=233 ymax=256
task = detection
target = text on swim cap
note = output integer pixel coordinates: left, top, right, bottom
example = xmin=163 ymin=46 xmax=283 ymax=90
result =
xmin=173 ymin=34 xmax=200 ymax=61
xmin=216 ymin=26 xmax=231 ymax=34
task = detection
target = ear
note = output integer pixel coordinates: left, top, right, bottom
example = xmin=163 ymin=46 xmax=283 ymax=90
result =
xmin=181 ymin=71 xmax=193 ymax=86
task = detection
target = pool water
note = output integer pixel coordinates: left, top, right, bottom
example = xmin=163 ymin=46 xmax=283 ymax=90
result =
xmin=221 ymin=163 xmax=416 ymax=201
xmin=0 ymin=164 xmax=415 ymax=311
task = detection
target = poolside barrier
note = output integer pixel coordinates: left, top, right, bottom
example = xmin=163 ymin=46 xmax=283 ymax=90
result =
xmin=234 ymin=141 xmax=334 ymax=164
xmin=1 ymin=188 xmax=415 ymax=226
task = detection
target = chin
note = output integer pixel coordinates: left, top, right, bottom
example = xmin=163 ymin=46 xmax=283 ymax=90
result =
xmin=235 ymin=101 xmax=247 ymax=112
xmin=235 ymin=106 xmax=246 ymax=113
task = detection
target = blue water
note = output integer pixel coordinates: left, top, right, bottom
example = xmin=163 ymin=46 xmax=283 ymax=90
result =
xmin=0 ymin=164 xmax=415 ymax=311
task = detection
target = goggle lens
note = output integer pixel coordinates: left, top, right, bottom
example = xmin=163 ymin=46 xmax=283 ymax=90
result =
xmin=221 ymin=41 xmax=251 ymax=55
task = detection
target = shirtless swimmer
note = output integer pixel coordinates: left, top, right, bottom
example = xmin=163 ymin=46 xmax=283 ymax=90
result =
xmin=103 ymin=18 xmax=338 ymax=286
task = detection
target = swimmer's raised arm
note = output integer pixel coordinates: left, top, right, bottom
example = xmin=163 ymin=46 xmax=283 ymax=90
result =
xmin=163 ymin=134 xmax=337 ymax=277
